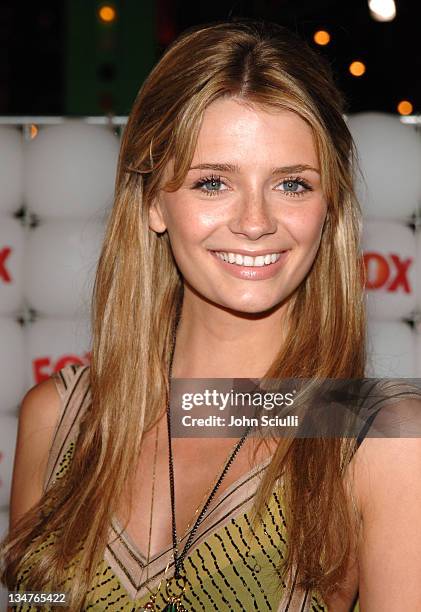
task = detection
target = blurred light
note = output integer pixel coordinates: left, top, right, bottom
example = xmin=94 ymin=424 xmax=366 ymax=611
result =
xmin=98 ymin=4 xmax=117 ymax=23
xmin=397 ymin=100 xmax=413 ymax=116
xmin=349 ymin=61 xmax=366 ymax=77
xmin=313 ymin=30 xmax=331 ymax=46
xmin=30 ymin=124 xmax=38 ymax=139
xmin=368 ymin=0 xmax=396 ymax=22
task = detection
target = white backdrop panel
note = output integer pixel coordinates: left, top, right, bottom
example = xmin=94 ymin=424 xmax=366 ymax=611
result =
xmin=0 ymin=317 xmax=25 ymax=413
xmin=0 ymin=127 xmax=24 ymax=215
xmin=25 ymin=317 xmax=91 ymax=387
xmin=362 ymin=220 xmax=416 ymax=320
xmin=0 ymin=416 xmax=18 ymax=507
xmin=416 ymin=231 xmax=421 ymax=310
xmin=25 ymin=218 xmax=104 ymax=318
xmin=367 ymin=320 xmax=416 ymax=377
xmin=24 ymin=122 xmax=119 ymax=218
xmin=416 ymin=326 xmax=421 ymax=377
xmin=348 ymin=112 xmax=421 ymax=220
xmin=0 ymin=217 xmax=25 ymax=315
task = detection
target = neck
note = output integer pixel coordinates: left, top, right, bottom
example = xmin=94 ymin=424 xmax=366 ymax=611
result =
xmin=171 ymin=284 xmax=288 ymax=379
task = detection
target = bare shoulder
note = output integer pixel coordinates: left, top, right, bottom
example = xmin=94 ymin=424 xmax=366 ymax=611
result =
xmin=9 ymin=377 xmax=62 ymax=530
xmin=349 ymin=396 xmax=421 ymax=609
xmin=352 ymin=432 xmax=421 ymax=515
xmin=351 ymin=395 xmax=421 ymax=508
xmin=19 ymin=377 xmax=62 ymax=431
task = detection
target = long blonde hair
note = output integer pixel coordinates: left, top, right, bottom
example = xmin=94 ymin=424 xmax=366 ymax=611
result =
xmin=2 ymin=19 xmax=366 ymax=608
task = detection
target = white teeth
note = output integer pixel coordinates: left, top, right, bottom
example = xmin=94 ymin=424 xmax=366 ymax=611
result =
xmin=213 ymin=251 xmax=283 ymax=267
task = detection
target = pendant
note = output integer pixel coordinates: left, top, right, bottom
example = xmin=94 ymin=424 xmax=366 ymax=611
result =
xmin=163 ymin=573 xmax=187 ymax=611
xmin=163 ymin=596 xmax=186 ymax=611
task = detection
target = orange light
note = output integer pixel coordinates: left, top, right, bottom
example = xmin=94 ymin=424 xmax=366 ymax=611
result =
xmin=98 ymin=5 xmax=116 ymax=23
xmin=30 ymin=124 xmax=38 ymax=139
xmin=349 ymin=61 xmax=366 ymax=77
xmin=397 ymin=100 xmax=413 ymax=116
xmin=313 ymin=30 xmax=331 ymax=46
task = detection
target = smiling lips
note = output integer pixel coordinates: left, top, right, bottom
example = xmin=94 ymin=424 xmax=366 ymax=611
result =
xmin=212 ymin=250 xmax=287 ymax=267
xmin=209 ymin=249 xmax=289 ymax=280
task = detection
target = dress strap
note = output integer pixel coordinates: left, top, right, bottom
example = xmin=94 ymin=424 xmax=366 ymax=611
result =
xmin=43 ymin=363 xmax=91 ymax=492
xmin=51 ymin=363 xmax=83 ymax=401
xmin=354 ymin=378 xmax=421 ymax=449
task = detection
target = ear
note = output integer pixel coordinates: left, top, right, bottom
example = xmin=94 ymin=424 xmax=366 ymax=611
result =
xmin=148 ymin=198 xmax=167 ymax=234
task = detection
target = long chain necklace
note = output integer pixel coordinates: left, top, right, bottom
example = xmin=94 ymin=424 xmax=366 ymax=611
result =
xmin=164 ymin=389 xmax=252 ymax=611
xmin=143 ymin=334 xmax=252 ymax=611
xmin=142 ymin=420 xmax=250 ymax=609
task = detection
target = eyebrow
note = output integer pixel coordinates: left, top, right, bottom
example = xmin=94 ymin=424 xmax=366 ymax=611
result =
xmin=189 ymin=163 xmax=320 ymax=175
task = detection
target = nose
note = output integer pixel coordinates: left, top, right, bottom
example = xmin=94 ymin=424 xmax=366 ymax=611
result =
xmin=228 ymin=191 xmax=277 ymax=240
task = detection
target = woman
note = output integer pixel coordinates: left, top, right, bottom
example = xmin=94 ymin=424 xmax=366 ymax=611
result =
xmin=2 ymin=19 xmax=421 ymax=612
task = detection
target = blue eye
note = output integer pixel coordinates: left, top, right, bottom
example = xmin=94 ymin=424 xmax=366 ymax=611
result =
xmin=283 ymin=180 xmax=301 ymax=192
xmin=193 ymin=175 xmax=226 ymax=196
xmin=278 ymin=177 xmax=312 ymax=196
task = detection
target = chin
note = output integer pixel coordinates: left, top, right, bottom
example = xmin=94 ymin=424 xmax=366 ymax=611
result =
xmin=220 ymin=296 xmax=282 ymax=316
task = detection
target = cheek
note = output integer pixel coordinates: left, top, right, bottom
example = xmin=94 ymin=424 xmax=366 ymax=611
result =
xmin=284 ymin=201 xmax=327 ymax=246
xmin=165 ymin=200 xmax=221 ymax=243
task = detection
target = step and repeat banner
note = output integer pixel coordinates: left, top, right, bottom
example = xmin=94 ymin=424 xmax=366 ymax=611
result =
xmin=0 ymin=113 xmax=420 ymax=562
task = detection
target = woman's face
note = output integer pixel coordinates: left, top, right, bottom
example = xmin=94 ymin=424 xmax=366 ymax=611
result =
xmin=149 ymin=98 xmax=328 ymax=314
